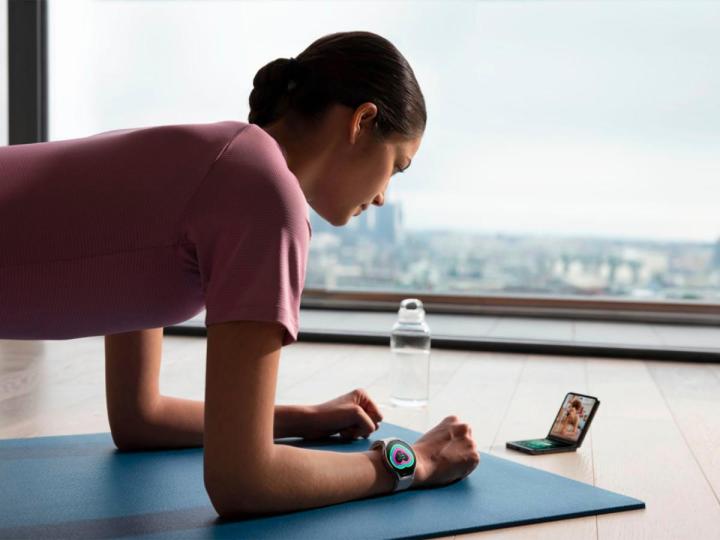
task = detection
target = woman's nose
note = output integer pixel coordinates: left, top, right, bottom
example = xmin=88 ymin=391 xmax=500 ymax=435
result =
xmin=373 ymin=193 xmax=384 ymax=206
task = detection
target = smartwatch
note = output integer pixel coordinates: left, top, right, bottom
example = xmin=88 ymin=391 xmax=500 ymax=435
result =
xmin=370 ymin=437 xmax=417 ymax=492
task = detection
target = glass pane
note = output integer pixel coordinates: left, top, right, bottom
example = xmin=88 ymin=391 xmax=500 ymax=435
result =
xmin=48 ymin=0 xmax=720 ymax=302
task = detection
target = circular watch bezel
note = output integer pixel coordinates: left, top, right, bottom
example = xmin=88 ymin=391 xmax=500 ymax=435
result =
xmin=383 ymin=438 xmax=416 ymax=477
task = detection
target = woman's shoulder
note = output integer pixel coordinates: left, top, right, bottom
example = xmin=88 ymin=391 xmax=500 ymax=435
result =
xmin=222 ymin=122 xmax=287 ymax=175
xmin=177 ymin=121 xmax=309 ymax=232
xmin=217 ymin=123 xmax=308 ymax=215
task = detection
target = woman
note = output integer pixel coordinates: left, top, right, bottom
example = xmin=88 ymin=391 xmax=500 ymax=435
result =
xmin=0 ymin=30 xmax=479 ymax=517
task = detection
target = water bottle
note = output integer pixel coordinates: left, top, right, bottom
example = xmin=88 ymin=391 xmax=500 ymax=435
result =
xmin=390 ymin=298 xmax=431 ymax=407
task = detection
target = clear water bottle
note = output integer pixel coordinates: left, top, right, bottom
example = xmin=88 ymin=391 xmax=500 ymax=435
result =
xmin=390 ymin=298 xmax=431 ymax=407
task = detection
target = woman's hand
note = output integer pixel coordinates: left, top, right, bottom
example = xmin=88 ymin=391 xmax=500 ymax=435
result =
xmin=411 ymin=415 xmax=480 ymax=489
xmin=301 ymin=388 xmax=384 ymax=441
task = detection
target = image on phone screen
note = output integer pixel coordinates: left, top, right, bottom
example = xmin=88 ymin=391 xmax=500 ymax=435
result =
xmin=549 ymin=393 xmax=598 ymax=443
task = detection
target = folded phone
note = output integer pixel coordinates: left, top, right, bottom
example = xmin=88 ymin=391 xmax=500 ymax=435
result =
xmin=506 ymin=392 xmax=600 ymax=455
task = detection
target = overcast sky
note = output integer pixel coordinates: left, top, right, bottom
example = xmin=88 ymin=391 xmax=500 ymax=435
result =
xmin=48 ymin=0 xmax=720 ymax=243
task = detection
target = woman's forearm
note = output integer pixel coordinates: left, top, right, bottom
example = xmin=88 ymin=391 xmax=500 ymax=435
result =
xmin=118 ymin=396 xmax=313 ymax=450
xmin=214 ymin=444 xmax=398 ymax=517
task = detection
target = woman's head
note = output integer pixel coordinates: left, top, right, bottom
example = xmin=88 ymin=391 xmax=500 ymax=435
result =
xmin=248 ymin=31 xmax=426 ymax=226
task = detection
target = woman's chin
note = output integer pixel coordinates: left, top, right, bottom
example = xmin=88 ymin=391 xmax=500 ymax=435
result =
xmin=327 ymin=212 xmax=352 ymax=227
xmin=315 ymin=206 xmax=359 ymax=227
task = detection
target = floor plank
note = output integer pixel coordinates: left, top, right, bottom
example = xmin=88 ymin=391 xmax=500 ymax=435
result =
xmin=646 ymin=360 xmax=720 ymax=505
xmin=586 ymin=357 xmax=720 ymax=538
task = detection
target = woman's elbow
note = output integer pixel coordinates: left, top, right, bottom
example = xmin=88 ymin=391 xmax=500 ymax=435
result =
xmin=204 ymin=464 xmax=273 ymax=519
xmin=110 ymin=423 xmax=147 ymax=452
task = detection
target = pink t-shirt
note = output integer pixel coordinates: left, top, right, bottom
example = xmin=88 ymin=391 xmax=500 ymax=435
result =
xmin=0 ymin=120 xmax=312 ymax=346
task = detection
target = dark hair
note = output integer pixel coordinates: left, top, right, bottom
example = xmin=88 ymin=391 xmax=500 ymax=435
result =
xmin=248 ymin=31 xmax=426 ymax=141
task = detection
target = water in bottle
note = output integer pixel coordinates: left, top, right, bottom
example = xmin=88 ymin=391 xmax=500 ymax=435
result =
xmin=390 ymin=298 xmax=431 ymax=407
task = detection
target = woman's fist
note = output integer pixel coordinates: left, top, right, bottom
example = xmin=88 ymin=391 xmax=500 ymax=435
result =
xmin=411 ymin=415 xmax=480 ymax=488
xmin=302 ymin=388 xmax=384 ymax=441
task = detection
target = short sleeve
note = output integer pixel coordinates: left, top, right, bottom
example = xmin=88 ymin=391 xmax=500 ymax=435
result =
xmin=182 ymin=124 xmax=311 ymax=347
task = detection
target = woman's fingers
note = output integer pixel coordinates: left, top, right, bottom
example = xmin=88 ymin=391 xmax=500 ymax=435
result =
xmin=352 ymin=388 xmax=383 ymax=425
xmin=338 ymin=404 xmax=377 ymax=440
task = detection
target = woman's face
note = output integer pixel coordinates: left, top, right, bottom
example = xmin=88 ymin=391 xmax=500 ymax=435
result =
xmin=310 ymin=103 xmax=422 ymax=226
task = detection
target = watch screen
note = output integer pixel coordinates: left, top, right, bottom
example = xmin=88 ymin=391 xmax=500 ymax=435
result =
xmin=386 ymin=440 xmax=415 ymax=477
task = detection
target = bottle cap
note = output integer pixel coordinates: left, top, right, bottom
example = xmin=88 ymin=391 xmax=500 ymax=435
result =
xmin=398 ymin=298 xmax=425 ymax=323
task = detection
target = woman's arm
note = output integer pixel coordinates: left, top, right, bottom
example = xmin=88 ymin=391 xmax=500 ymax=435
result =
xmin=104 ymin=327 xmax=163 ymax=449
xmin=203 ymin=320 xmax=397 ymax=518
xmin=105 ymin=328 xmax=314 ymax=451
xmin=151 ymin=398 xmax=315 ymax=446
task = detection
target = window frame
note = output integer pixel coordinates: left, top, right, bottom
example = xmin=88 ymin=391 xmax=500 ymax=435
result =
xmin=300 ymin=289 xmax=720 ymax=326
xmin=8 ymin=0 xmax=47 ymax=145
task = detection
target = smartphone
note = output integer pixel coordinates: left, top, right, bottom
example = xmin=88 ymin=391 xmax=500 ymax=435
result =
xmin=506 ymin=392 xmax=600 ymax=455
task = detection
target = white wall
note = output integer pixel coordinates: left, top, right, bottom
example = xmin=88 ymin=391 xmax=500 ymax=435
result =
xmin=0 ymin=0 xmax=7 ymax=146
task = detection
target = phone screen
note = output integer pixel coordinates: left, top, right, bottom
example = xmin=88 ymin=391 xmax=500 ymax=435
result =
xmin=514 ymin=438 xmax=569 ymax=450
xmin=549 ymin=393 xmax=598 ymax=442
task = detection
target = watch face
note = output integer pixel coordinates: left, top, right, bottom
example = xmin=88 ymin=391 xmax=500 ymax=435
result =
xmin=385 ymin=440 xmax=416 ymax=477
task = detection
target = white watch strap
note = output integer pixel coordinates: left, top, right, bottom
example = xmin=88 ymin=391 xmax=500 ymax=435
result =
xmin=396 ymin=473 xmax=414 ymax=491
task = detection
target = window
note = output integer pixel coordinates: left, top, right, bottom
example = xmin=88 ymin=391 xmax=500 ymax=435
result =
xmin=48 ymin=0 xmax=720 ymax=307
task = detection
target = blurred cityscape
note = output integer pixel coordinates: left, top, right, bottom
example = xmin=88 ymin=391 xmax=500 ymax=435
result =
xmin=307 ymin=201 xmax=720 ymax=302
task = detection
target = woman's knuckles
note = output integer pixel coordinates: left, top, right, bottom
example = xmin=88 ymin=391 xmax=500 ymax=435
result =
xmin=455 ymin=424 xmax=469 ymax=435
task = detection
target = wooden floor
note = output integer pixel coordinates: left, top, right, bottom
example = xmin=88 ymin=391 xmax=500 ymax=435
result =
xmin=1 ymin=336 xmax=720 ymax=538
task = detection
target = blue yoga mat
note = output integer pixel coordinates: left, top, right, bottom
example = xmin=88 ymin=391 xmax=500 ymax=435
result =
xmin=0 ymin=421 xmax=644 ymax=539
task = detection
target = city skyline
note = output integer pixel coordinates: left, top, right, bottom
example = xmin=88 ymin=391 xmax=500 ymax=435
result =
xmin=308 ymin=198 xmax=720 ymax=302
